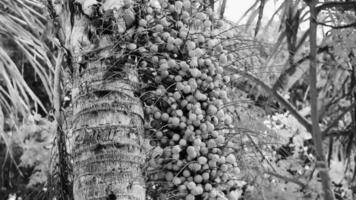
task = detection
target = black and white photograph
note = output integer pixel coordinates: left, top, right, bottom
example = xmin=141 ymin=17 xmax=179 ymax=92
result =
xmin=0 ymin=0 xmax=355 ymax=199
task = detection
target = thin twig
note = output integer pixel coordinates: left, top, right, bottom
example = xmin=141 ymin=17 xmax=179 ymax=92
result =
xmin=321 ymin=101 xmax=356 ymax=136
xmin=265 ymin=171 xmax=307 ymax=188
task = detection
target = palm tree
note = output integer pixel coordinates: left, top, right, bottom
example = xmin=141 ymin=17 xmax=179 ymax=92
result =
xmin=0 ymin=0 xmax=160 ymax=199
xmin=47 ymin=0 xmax=147 ymax=199
xmin=2 ymin=0 xmax=244 ymax=199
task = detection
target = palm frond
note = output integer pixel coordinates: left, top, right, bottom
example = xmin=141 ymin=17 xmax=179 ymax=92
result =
xmin=0 ymin=0 xmax=54 ymax=117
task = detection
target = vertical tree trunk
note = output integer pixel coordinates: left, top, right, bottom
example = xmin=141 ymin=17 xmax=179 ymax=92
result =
xmin=71 ymin=62 xmax=146 ymax=200
xmin=50 ymin=0 xmax=146 ymax=199
xmin=308 ymin=1 xmax=334 ymax=200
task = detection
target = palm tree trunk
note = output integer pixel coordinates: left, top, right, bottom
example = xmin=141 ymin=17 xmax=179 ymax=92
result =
xmin=49 ymin=0 xmax=146 ymax=199
xmin=71 ymin=63 xmax=146 ymax=200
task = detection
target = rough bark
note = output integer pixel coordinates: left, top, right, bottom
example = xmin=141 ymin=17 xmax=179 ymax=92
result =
xmin=50 ymin=0 xmax=146 ymax=199
xmin=71 ymin=63 xmax=146 ymax=200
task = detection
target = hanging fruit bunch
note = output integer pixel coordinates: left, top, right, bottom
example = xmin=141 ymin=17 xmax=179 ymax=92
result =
xmin=116 ymin=0 xmax=242 ymax=199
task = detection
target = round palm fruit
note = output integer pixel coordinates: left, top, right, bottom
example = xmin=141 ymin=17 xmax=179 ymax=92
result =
xmin=161 ymin=113 xmax=169 ymax=122
xmin=197 ymin=156 xmax=207 ymax=165
xmin=183 ymin=0 xmax=191 ymax=9
xmin=219 ymin=54 xmax=228 ymax=65
xmin=156 ymin=131 xmax=163 ymax=138
xmin=165 ymin=171 xmax=174 ymax=181
xmin=155 ymin=24 xmax=164 ymax=32
xmin=173 ymin=177 xmax=182 ymax=185
xmin=204 ymin=183 xmax=212 ymax=191
xmin=187 ymin=146 xmax=197 ymax=158
xmin=186 ymin=194 xmax=195 ymax=200
xmin=183 ymin=169 xmax=191 ymax=177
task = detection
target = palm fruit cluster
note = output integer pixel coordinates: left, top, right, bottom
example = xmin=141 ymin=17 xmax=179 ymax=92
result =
xmin=124 ymin=0 xmax=242 ymax=199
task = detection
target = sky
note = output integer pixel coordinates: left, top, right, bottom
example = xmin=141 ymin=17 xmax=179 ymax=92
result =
xmin=225 ymin=1 xmax=277 ymax=23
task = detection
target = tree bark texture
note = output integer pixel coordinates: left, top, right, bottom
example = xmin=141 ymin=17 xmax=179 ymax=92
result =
xmin=51 ymin=0 xmax=146 ymax=199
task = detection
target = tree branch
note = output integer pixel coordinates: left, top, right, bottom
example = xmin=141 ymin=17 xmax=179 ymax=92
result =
xmin=317 ymin=21 xmax=356 ymax=29
xmin=226 ymin=67 xmax=313 ymax=133
xmin=316 ymin=1 xmax=356 ymax=14
xmin=255 ymin=0 xmax=265 ymax=36
xmin=265 ymin=171 xmax=307 ymax=188
xmin=53 ymin=50 xmax=73 ymax=199
xmin=273 ymin=45 xmax=329 ymax=92
xmin=295 ymin=29 xmax=310 ymax=57
xmin=321 ymin=101 xmax=356 ymax=136
xmin=323 ymin=129 xmax=352 ymax=139
xmin=219 ymin=0 xmax=227 ymax=19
